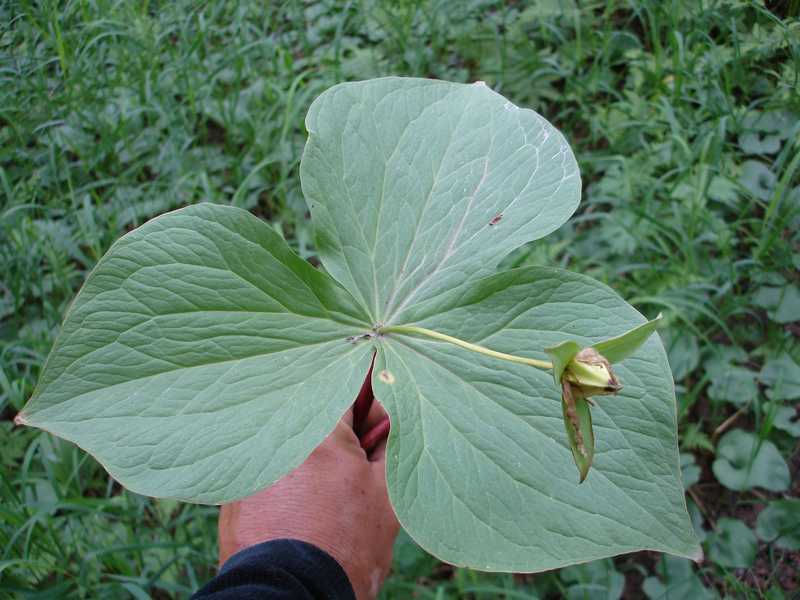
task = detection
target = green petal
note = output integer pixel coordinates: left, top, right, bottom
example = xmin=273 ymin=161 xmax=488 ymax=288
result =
xmin=544 ymin=340 xmax=582 ymax=386
xmin=593 ymin=314 xmax=662 ymax=364
xmin=561 ymin=383 xmax=595 ymax=483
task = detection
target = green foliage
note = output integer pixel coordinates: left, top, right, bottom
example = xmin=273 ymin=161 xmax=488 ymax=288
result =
xmin=643 ymin=555 xmax=715 ymax=600
xmin=760 ymin=353 xmax=800 ymax=401
xmin=756 ymin=500 xmax=800 ymax=551
xmin=706 ymin=518 xmax=758 ymax=570
xmin=559 ymin=559 xmax=624 ymax=600
xmin=680 ymin=452 xmax=701 ymax=489
xmin=711 ymin=429 xmax=790 ymax=492
xmin=2 ymin=0 xmax=798 ymax=597
xmin=766 ymin=402 xmax=800 ymax=437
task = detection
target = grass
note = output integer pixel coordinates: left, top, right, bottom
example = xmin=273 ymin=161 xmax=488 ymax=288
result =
xmin=1 ymin=0 xmax=798 ymax=598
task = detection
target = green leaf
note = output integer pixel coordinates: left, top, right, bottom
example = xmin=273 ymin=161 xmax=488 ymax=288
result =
xmin=739 ymin=160 xmax=776 ymax=201
xmin=753 ymin=284 xmax=800 ymax=324
xmin=711 ymin=429 xmax=790 ymax=492
xmin=523 ymin=0 xmax=579 ymax=19
xmin=707 ymin=175 xmax=739 ymax=206
xmin=768 ymin=403 xmax=800 ymax=438
xmin=17 ymin=204 xmax=374 ymax=502
xmin=760 ymin=353 xmax=800 ymax=401
xmin=756 ymin=500 xmax=800 ymax=550
xmin=680 ymin=453 xmax=700 ymax=489
xmin=643 ymin=555 xmax=715 ymax=600
xmin=664 ymin=331 xmax=699 ymax=381
xmin=687 ymin=499 xmax=707 ymax=543
xmin=765 ymin=586 xmax=788 ymax=600
xmin=706 ymin=367 xmax=758 ymax=406
xmin=705 ymin=352 xmax=758 ymax=406
xmin=301 ymin=77 xmax=581 ymax=324
xmin=560 ymin=558 xmax=624 ymax=600
xmin=738 ymin=132 xmax=781 ymax=155
xmin=681 ymin=423 xmax=714 ymax=453
xmin=593 ymin=314 xmax=662 ymax=364
xmin=706 ymin=518 xmax=757 ymax=569
xmin=375 ymin=267 xmax=699 ymax=571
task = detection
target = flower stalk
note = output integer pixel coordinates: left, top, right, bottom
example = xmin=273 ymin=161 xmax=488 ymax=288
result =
xmin=379 ymin=325 xmax=553 ymax=370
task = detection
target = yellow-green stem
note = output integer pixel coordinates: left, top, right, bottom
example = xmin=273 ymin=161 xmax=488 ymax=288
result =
xmin=380 ymin=325 xmax=553 ymax=370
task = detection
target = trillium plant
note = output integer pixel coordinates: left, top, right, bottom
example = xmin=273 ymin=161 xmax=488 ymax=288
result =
xmin=17 ymin=78 xmax=700 ymax=572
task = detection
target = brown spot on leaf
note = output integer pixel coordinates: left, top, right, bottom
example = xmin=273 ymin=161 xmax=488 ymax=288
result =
xmin=489 ymin=213 xmax=503 ymax=225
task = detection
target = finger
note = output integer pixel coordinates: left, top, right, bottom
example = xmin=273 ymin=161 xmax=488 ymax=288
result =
xmin=363 ymin=397 xmax=388 ymax=431
xmin=362 ymin=416 xmax=390 ymax=460
xmin=352 ymin=352 xmax=376 ymax=433
xmin=368 ymin=433 xmax=389 ymax=462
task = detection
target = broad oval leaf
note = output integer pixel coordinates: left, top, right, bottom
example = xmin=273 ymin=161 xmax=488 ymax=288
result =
xmin=301 ymin=77 xmax=580 ymax=325
xmin=755 ymin=500 xmax=800 ymax=550
xmin=706 ymin=518 xmax=757 ymax=569
xmin=17 ymin=204 xmax=374 ymax=502
xmin=642 ymin=555 xmax=714 ymax=600
xmin=711 ymin=429 xmax=790 ymax=492
xmin=760 ymin=353 xmax=800 ymax=401
xmin=373 ymin=267 xmax=700 ymax=572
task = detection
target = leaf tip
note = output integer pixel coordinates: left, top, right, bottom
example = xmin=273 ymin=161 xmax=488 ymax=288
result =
xmin=688 ymin=545 xmax=704 ymax=564
xmin=14 ymin=412 xmax=27 ymax=426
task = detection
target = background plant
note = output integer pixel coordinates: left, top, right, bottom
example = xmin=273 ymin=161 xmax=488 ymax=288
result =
xmin=1 ymin=0 xmax=798 ymax=598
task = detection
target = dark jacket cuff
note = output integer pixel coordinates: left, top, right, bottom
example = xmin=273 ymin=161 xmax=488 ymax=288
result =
xmin=192 ymin=538 xmax=355 ymax=599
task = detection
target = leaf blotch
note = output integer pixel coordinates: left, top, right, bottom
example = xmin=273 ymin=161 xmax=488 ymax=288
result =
xmin=379 ymin=370 xmax=395 ymax=385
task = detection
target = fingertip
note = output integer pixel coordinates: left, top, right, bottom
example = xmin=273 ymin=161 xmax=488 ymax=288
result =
xmin=364 ymin=398 xmax=389 ymax=430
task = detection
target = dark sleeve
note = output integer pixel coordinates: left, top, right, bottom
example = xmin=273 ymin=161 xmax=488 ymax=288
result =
xmin=191 ymin=539 xmax=356 ymax=600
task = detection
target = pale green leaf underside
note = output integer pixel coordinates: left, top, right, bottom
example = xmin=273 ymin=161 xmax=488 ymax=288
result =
xmin=301 ymin=77 xmax=580 ymax=325
xmin=20 ymin=204 xmax=373 ymax=503
xmin=374 ymin=267 xmax=699 ymax=571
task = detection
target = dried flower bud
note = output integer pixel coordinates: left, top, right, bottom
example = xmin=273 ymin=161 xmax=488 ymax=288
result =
xmin=544 ymin=315 xmax=663 ymax=483
xmin=561 ymin=380 xmax=594 ymax=482
xmin=563 ymin=348 xmax=621 ymax=400
xmin=556 ymin=348 xmax=621 ymax=483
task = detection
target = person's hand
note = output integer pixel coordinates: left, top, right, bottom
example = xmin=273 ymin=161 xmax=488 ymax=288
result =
xmin=218 ymin=400 xmax=399 ymax=600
